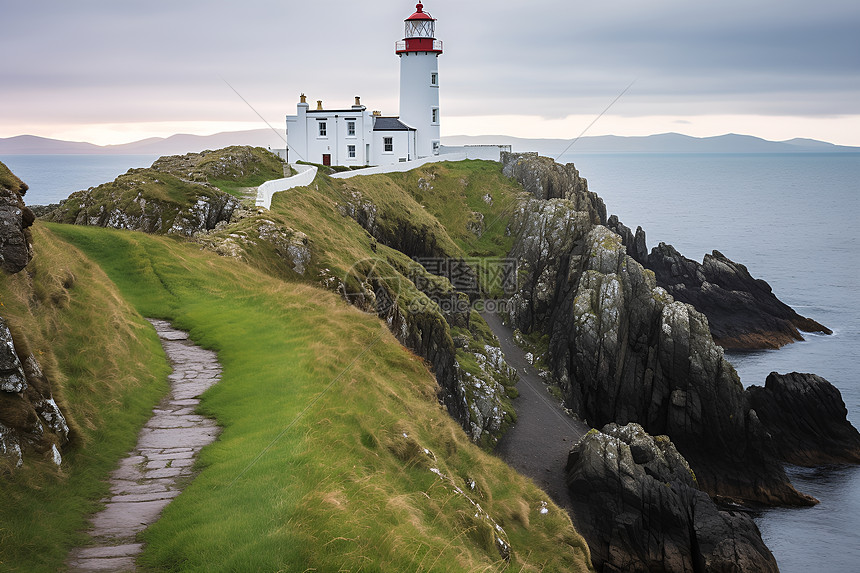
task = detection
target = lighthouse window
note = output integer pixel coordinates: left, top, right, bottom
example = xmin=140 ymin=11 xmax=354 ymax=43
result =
xmin=347 ymin=121 xmax=356 ymax=136
xmin=431 ymin=73 xmax=438 ymax=86
xmin=318 ymin=122 xmax=327 ymax=137
xmin=431 ymin=108 xmax=439 ymax=124
xmin=348 ymin=145 xmax=356 ymax=158
xmin=384 ymin=137 xmax=394 ymax=152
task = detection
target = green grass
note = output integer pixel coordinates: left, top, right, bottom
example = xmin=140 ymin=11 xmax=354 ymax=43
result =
xmin=383 ymin=160 xmax=525 ymax=258
xmin=0 ymin=225 xmax=169 ymax=572
xmin=47 ymin=223 xmax=592 ymax=572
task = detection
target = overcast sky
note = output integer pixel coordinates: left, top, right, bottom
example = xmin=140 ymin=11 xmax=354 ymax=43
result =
xmin=2 ymin=0 xmax=859 ymax=145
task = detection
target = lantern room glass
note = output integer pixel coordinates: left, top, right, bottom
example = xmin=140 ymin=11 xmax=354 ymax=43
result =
xmin=405 ymin=19 xmax=435 ymax=39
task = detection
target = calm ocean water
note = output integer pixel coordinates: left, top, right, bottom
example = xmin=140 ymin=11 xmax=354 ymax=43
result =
xmin=0 ymin=155 xmax=159 ymax=206
xmin=560 ymin=151 xmax=860 ymax=573
xmin=5 ymin=152 xmax=860 ymax=571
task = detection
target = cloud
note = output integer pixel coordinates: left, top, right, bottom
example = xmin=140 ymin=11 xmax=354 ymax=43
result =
xmin=2 ymin=0 xmax=859 ymax=142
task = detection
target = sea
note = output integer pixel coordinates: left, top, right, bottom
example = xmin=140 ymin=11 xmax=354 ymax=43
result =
xmin=0 ymin=155 xmax=159 ymax=206
xmin=3 ymin=151 xmax=860 ymax=571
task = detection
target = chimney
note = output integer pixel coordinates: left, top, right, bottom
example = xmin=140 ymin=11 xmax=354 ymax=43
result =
xmin=355 ymin=96 xmax=361 ymax=106
xmin=300 ymin=93 xmax=307 ymax=104
xmin=372 ymin=111 xmax=382 ymax=117
xmin=316 ymin=100 xmax=324 ymax=110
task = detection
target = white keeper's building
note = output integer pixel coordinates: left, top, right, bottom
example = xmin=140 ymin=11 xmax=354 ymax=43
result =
xmin=286 ymin=3 xmax=444 ymax=167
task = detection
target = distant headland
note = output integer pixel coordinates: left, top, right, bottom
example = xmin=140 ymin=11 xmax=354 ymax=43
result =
xmin=1 ymin=130 xmax=858 ymax=157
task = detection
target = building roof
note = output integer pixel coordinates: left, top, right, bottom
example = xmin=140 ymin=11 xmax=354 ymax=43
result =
xmin=373 ymin=117 xmax=416 ymax=132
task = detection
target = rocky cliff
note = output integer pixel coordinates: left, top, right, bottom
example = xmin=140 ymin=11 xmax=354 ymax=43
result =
xmin=606 ymin=215 xmax=831 ymax=350
xmin=502 ymin=152 xmax=844 ymax=507
xmin=566 ymin=423 xmax=778 ymax=573
xmin=1 ymin=161 xmax=71 ymax=471
xmin=0 ymin=161 xmax=35 ymax=273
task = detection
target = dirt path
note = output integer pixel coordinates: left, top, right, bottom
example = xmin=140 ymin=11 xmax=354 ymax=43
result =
xmin=67 ymin=320 xmax=221 ymax=572
xmin=482 ymin=311 xmax=590 ymax=512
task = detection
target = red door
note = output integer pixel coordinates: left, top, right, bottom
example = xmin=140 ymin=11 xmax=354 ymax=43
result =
xmin=322 ymin=154 xmax=331 ymax=166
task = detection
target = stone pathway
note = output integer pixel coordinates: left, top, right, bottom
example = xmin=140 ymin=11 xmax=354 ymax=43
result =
xmin=67 ymin=320 xmax=221 ymax=572
xmin=482 ymin=311 xmax=590 ymax=512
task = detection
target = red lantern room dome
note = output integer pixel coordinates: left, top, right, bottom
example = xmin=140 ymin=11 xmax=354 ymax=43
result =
xmin=406 ymin=3 xmax=434 ymax=21
xmin=396 ymin=3 xmax=443 ymax=55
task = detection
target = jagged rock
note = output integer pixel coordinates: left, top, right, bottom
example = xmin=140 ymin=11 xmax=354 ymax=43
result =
xmin=647 ymin=242 xmax=830 ymax=349
xmin=606 ymin=214 xmax=647 ymax=263
xmin=748 ymin=372 xmax=860 ymax=466
xmin=505 ymin=153 xmax=816 ymax=506
xmin=0 ymin=317 xmax=70 ymax=470
xmin=605 ymin=215 xmax=830 ymax=350
xmin=566 ymin=423 xmax=779 ymax=573
xmin=0 ymin=319 xmax=27 ymax=393
xmin=0 ymin=161 xmax=34 ymax=274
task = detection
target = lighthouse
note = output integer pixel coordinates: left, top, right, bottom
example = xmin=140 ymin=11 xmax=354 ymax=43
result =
xmin=396 ymin=3 xmax=443 ymax=159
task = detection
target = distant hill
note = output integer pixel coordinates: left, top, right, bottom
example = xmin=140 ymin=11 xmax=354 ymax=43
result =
xmin=1 ymin=130 xmax=857 ymax=157
xmin=0 ymin=129 xmax=286 ymax=155
xmin=442 ymin=133 xmax=860 ymax=155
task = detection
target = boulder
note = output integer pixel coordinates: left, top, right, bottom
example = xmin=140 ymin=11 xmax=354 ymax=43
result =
xmin=748 ymin=372 xmax=860 ymax=466
xmin=566 ymin=423 xmax=779 ymax=573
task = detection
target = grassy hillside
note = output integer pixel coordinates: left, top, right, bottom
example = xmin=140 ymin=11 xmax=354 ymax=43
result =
xmin=151 ymin=146 xmax=285 ymax=198
xmin=49 ymin=223 xmax=592 ymax=572
xmin=0 ymin=225 xmax=169 ymax=571
xmin=381 ymin=160 xmax=524 ymax=258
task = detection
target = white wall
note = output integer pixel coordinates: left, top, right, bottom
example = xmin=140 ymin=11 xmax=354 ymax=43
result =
xmin=287 ymin=105 xmax=374 ymax=166
xmin=399 ymin=51 xmax=440 ymax=159
xmin=371 ymin=130 xmax=413 ymax=166
xmin=256 ymin=163 xmax=318 ymax=209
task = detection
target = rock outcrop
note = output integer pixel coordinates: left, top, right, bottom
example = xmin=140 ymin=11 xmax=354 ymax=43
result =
xmin=195 ymin=213 xmax=313 ymax=277
xmin=1 ymin=163 xmax=71 ymax=471
xmin=45 ymin=169 xmax=241 ymax=236
xmin=503 ymin=153 xmax=819 ymax=506
xmin=748 ymin=372 xmax=860 ymax=466
xmin=0 ymin=160 xmax=35 ymax=273
xmin=1 ymin=317 xmax=71 ymax=470
xmin=606 ymin=216 xmax=831 ymax=350
xmin=566 ymin=423 xmax=779 ymax=573
xmin=150 ymin=145 xmax=284 ymax=186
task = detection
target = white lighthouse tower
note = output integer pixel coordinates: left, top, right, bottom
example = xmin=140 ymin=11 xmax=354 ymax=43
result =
xmin=396 ymin=3 xmax=443 ymax=159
